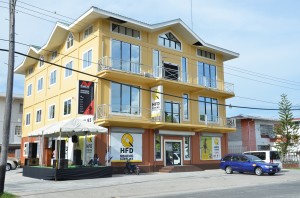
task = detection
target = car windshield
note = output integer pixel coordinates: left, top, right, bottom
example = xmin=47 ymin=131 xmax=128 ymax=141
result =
xmin=245 ymin=155 xmax=264 ymax=162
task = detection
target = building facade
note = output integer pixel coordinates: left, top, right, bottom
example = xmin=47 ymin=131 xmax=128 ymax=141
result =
xmin=15 ymin=7 xmax=238 ymax=171
xmin=0 ymin=93 xmax=23 ymax=158
xmin=228 ymin=115 xmax=278 ymax=153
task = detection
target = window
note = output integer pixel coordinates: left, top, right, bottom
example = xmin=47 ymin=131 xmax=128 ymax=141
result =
xmin=199 ymin=96 xmax=218 ymax=122
xmin=39 ymin=56 xmax=44 ymax=67
xmin=37 ymin=77 xmax=43 ymax=91
xmin=51 ymin=50 xmax=57 ymax=60
xmin=184 ymin=136 xmax=190 ymax=159
xmin=111 ymin=39 xmax=140 ymax=73
xmin=164 ymin=101 xmax=180 ymax=123
xmin=158 ymin=32 xmax=181 ymax=51
xmin=27 ymin=84 xmax=32 ymax=96
xmin=83 ymin=49 xmax=92 ymax=69
xmin=183 ymin=94 xmax=189 ymax=120
xmin=163 ymin=63 xmax=178 ymax=81
xmin=66 ymin=33 xmax=74 ymax=49
xmin=19 ymin=103 xmax=23 ymax=114
xmin=260 ymin=124 xmax=274 ymax=137
xmin=197 ymin=49 xmax=216 ymax=60
xmin=50 ymin=70 xmax=57 ymax=85
xmin=15 ymin=126 xmax=21 ymax=136
xmin=36 ymin=109 xmax=42 ymax=123
xmin=49 ymin=105 xmax=55 ymax=119
xmin=153 ymin=50 xmax=161 ymax=77
xmin=111 ymin=82 xmax=140 ymax=115
xmin=197 ymin=62 xmax=217 ymax=88
xmin=155 ymin=135 xmax=162 ymax=160
xmin=64 ymin=99 xmax=71 ymax=115
xmin=25 ymin=113 xmax=30 ymax=125
xmin=181 ymin=57 xmax=187 ymax=82
xmin=84 ymin=26 xmax=93 ymax=39
xmin=112 ymin=23 xmax=140 ymax=39
xmin=65 ymin=61 xmax=73 ymax=77
xmin=28 ymin=67 xmax=34 ymax=75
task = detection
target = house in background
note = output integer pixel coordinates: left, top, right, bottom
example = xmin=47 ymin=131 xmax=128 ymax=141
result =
xmin=0 ymin=93 xmax=23 ymax=158
xmin=15 ymin=7 xmax=238 ymax=171
xmin=228 ymin=115 xmax=278 ymax=153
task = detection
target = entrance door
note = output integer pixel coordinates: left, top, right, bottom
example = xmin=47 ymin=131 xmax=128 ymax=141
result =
xmin=165 ymin=141 xmax=181 ymax=166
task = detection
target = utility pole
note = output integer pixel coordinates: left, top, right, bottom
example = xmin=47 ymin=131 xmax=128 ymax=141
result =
xmin=0 ymin=0 xmax=16 ymax=194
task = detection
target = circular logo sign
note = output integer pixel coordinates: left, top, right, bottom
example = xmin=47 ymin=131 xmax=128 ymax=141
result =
xmin=121 ymin=133 xmax=134 ymax=148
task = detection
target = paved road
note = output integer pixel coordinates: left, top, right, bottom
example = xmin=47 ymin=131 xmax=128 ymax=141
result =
xmin=4 ymin=168 xmax=300 ymax=198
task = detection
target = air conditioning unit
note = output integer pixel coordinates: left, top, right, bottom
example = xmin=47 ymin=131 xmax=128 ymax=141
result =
xmin=143 ymin=72 xmax=153 ymax=78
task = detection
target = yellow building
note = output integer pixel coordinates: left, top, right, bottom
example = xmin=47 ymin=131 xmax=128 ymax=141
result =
xmin=15 ymin=7 xmax=238 ymax=172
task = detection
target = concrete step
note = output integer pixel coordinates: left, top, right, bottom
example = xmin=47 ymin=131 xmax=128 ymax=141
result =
xmin=159 ymin=165 xmax=204 ymax=173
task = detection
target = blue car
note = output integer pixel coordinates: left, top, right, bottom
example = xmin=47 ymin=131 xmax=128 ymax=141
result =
xmin=220 ymin=154 xmax=281 ymax=176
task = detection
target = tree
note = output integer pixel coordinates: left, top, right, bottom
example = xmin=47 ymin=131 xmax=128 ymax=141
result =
xmin=274 ymin=94 xmax=300 ymax=156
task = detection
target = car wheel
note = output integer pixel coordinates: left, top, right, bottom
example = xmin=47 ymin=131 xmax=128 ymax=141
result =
xmin=255 ymin=167 xmax=263 ymax=176
xmin=6 ymin=163 xmax=11 ymax=171
xmin=268 ymin=173 xmax=275 ymax=175
xmin=225 ymin=166 xmax=233 ymax=174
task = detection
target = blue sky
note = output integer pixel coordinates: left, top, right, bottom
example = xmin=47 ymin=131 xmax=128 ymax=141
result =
xmin=1 ymin=0 xmax=300 ymax=119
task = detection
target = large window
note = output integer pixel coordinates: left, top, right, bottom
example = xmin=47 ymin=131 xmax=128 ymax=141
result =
xmin=111 ymin=82 xmax=140 ymax=115
xmin=37 ymin=77 xmax=43 ymax=91
xmin=50 ymin=70 xmax=57 ymax=85
xmin=199 ymin=97 xmax=218 ymax=122
xmin=64 ymin=99 xmax=71 ymax=115
xmin=183 ymin=94 xmax=189 ymax=120
xmin=15 ymin=126 xmax=21 ymax=136
xmin=83 ymin=49 xmax=92 ymax=69
xmin=112 ymin=23 xmax=140 ymax=39
xmin=65 ymin=61 xmax=73 ymax=77
xmin=158 ymin=32 xmax=181 ymax=51
xmin=36 ymin=109 xmax=42 ymax=123
xmin=66 ymin=33 xmax=74 ymax=49
xmin=165 ymin=101 xmax=180 ymax=123
xmin=25 ymin=113 xmax=31 ymax=125
xmin=155 ymin=135 xmax=162 ymax=160
xmin=27 ymin=84 xmax=32 ymax=96
xmin=184 ymin=136 xmax=190 ymax=159
xmin=49 ymin=105 xmax=55 ymax=119
xmin=163 ymin=63 xmax=178 ymax=81
xmin=111 ymin=39 xmax=140 ymax=73
xmin=181 ymin=57 xmax=187 ymax=82
xmin=260 ymin=124 xmax=274 ymax=137
xmin=153 ymin=50 xmax=161 ymax=77
xmin=197 ymin=62 xmax=216 ymax=88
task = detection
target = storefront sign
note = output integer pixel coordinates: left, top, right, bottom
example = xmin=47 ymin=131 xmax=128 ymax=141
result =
xmin=111 ymin=132 xmax=142 ymax=162
xmin=200 ymin=136 xmax=221 ymax=160
xmin=78 ymin=80 xmax=94 ymax=115
xmin=79 ymin=135 xmax=95 ymax=164
xmin=151 ymin=85 xmax=163 ymax=118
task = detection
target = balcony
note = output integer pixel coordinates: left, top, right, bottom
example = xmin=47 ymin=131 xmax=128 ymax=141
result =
xmin=98 ymin=56 xmax=234 ymax=95
xmin=95 ymin=104 xmax=236 ymax=131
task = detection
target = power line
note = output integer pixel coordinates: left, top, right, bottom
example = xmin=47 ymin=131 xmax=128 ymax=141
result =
xmin=2 ymin=48 xmax=300 ymax=111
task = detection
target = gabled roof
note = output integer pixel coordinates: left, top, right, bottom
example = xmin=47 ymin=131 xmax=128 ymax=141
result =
xmin=15 ymin=7 xmax=239 ymax=74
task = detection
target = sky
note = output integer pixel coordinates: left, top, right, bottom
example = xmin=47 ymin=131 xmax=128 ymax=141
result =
xmin=1 ymin=0 xmax=300 ymax=119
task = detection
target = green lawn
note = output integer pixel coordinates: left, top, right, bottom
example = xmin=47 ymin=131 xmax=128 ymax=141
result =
xmin=0 ymin=192 xmax=17 ymax=198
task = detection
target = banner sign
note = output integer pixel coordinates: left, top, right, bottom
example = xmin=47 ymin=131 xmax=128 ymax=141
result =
xmin=111 ymin=132 xmax=142 ymax=162
xmin=79 ymin=135 xmax=95 ymax=164
xmin=78 ymin=80 xmax=94 ymax=115
xmin=151 ymin=85 xmax=163 ymax=118
xmin=200 ymin=136 xmax=221 ymax=160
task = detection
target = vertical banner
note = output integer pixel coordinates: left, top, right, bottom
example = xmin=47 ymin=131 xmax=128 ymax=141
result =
xmin=200 ymin=136 xmax=221 ymax=160
xmin=78 ymin=135 xmax=95 ymax=164
xmin=78 ymin=80 xmax=94 ymax=115
xmin=110 ymin=132 xmax=142 ymax=162
xmin=151 ymin=85 xmax=163 ymax=119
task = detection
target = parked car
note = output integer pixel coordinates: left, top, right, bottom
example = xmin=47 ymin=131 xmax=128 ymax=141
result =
xmin=243 ymin=150 xmax=282 ymax=169
xmin=6 ymin=158 xmax=17 ymax=171
xmin=220 ymin=153 xmax=281 ymax=176
xmin=8 ymin=157 xmax=20 ymax=168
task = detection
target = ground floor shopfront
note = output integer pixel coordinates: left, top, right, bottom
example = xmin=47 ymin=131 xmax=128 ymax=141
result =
xmin=20 ymin=127 xmax=229 ymax=173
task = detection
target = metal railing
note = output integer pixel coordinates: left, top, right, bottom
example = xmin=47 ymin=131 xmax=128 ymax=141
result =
xmin=98 ymin=56 xmax=234 ymax=93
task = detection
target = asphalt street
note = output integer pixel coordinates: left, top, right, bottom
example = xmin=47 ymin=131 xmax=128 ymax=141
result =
xmin=4 ymin=168 xmax=300 ymax=198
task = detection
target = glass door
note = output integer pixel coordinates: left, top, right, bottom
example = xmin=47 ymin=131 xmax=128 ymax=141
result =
xmin=165 ymin=141 xmax=181 ymax=166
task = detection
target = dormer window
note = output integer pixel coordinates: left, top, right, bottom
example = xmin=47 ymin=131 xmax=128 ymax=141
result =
xmin=66 ymin=33 xmax=74 ymax=49
xmin=158 ymin=32 xmax=181 ymax=51
xmin=84 ymin=26 xmax=93 ymax=39
xmin=39 ymin=56 xmax=44 ymax=67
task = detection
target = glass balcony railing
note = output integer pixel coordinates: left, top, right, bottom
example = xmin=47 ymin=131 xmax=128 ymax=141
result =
xmin=98 ymin=56 xmax=234 ymax=94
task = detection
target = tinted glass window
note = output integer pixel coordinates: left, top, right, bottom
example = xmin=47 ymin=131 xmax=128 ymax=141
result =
xmin=240 ymin=156 xmax=248 ymax=162
xmin=232 ymin=156 xmax=239 ymax=161
xmin=223 ymin=156 xmax=231 ymax=161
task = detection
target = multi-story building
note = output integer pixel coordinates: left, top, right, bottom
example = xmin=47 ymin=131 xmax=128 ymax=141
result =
xmin=0 ymin=93 xmax=23 ymax=158
xmin=228 ymin=115 xmax=278 ymax=153
xmin=15 ymin=7 xmax=238 ymax=171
